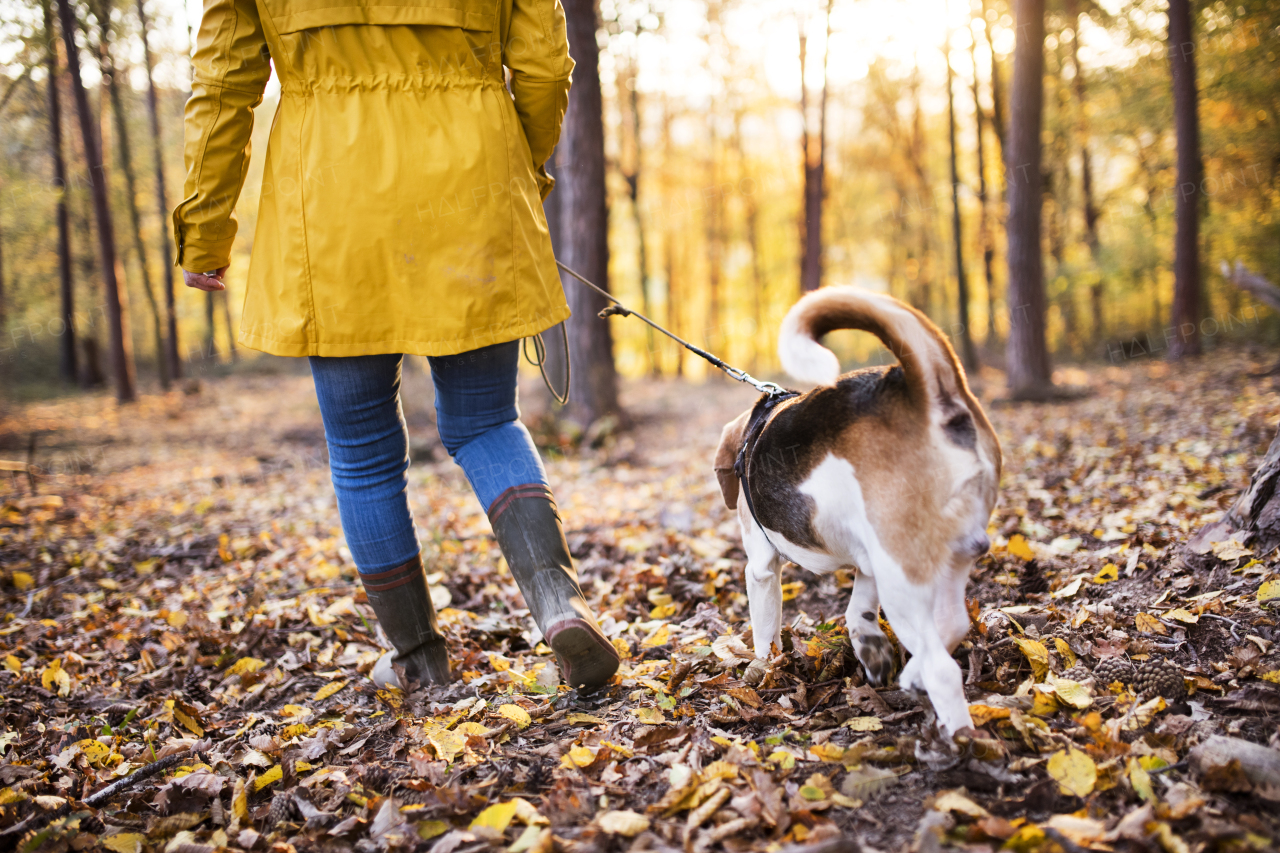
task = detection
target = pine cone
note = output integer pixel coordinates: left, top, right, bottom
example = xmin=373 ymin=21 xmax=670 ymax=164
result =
xmin=360 ymin=765 xmax=392 ymax=796
xmin=1133 ymin=659 xmax=1187 ymax=703
xmin=183 ymin=670 xmax=214 ymax=706
xmin=267 ymin=792 xmax=295 ymax=826
xmin=1061 ymin=664 xmax=1091 ymax=682
xmin=1019 ymin=561 xmax=1050 ymax=597
xmin=1092 ymin=657 xmax=1134 ymax=687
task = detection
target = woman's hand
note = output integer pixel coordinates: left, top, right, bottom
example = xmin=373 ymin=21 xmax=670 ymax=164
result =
xmin=184 ymin=266 xmax=228 ymax=292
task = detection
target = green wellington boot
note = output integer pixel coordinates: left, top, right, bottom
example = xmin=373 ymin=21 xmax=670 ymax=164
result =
xmin=361 ymin=554 xmax=451 ymax=691
xmin=488 ymin=484 xmax=620 ymax=690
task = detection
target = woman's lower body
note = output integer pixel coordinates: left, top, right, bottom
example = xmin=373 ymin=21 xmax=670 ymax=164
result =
xmin=309 ymin=341 xmax=619 ymax=690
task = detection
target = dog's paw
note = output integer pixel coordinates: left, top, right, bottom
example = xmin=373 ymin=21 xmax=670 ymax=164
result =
xmin=852 ymin=633 xmax=896 ymax=686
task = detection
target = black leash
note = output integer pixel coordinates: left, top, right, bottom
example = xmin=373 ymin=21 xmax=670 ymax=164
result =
xmin=537 ymin=261 xmax=798 ymax=548
xmin=539 ymin=261 xmax=790 ymax=400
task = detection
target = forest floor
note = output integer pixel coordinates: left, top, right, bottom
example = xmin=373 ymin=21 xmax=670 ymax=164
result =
xmin=1 ymin=347 xmax=1280 ymax=853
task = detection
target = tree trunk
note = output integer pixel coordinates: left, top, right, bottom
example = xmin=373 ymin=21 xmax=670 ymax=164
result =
xmin=946 ymin=32 xmax=978 ymax=372
xmin=980 ymin=0 xmax=1007 ymax=165
xmin=44 ymin=0 xmax=78 ymax=384
xmin=1067 ymin=1 xmax=1103 ymax=343
xmin=1167 ymin=0 xmax=1202 ymax=359
xmin=969 ymin=20 xmax=997 ymax=347
xmin=1004 ymin=0 xmax=1052 ymax=399
xmin=733 ymin=109 xmax=766 ymax=370
xmin=559 ymin=0 xmax=619 ymax=427
xmin=798 ymin=0 xmax=833 ymax=295
xmin=56 ymin=0 xmax=136 ymax=403
xmin=220 ymin=290 xmax=238 ymax=362
xmin=1188 ymin=424 xmax=1280 ymax=558
xmin=136 ymin=0 xmax=180 ymax=380
xmin=95 ymin=0 xmax=169 ymax=388
xmin=618 ymin=53 xmax=654 ymax=376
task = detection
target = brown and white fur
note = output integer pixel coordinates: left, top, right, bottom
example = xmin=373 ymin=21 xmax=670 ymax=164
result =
xmin=715 ymin=287 xmax=1001 ymax=736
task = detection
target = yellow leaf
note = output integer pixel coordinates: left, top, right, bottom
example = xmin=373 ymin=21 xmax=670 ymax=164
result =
xmin=10 ymin=572 xmax=33 ymax=591
xmin=642 ymin=623 xmax=671 ymax=648
xmin=76 ymin=739 xmax=111 ymax=766
xmin=429 ymin=729 xmax=467 ymax=762
xmin=809 ymin=743 xmax=846 ymax=763
xmin=101 ymin=833 xmax=146 ymax=853
xmin=225 ymin=657 xmax=267 ymax=678
xmin=1047 ymin=748 xmax=1097 ymax=797
xmin=314 ymin=679 xmax=348 ymax=702
xmin=1127 ymin=757 xmax=1154 ymax=802
xmin=633 ymin=707 xmax=665 ymax=725
xmin=1165 ymin=608 xmax=1199 ymax=624
xmin=1049 ymin=676 xmax=1093 ymax=710
xmin=231 ymin=778 xmax=248 ymax=821
xmin=252 ymin=765 xmax=283 ymax=791
xmin=1014 ymin=638 xmax=1050 ymax=681
xmin=597 ymin=810 xmax=650 ymax=836
xmin=1135 ymin=612 xmax=1166 ymax=634
xmin=3 ymin=655 xmax=20 ymax=673
xmin=650 ymin=602 xmax=678 ymax=619
xmin=167 ymin=610 xmax=188 ymax=628
xmin=471 ymin=800 xmax=519 ymax=833
xmin=565 ymin=713 xmax=606 ymax=725
xmin=280 ymin=724 xmax=311 ymax=740
xmin=455 ymin=721 xmax=492 ymax=738
xmin=561 ymin=745 xmax=596 ymax=768
xmin=799 ymin=785 xmax=827 ymax=801
xmin=99 ymin=579 xmax=122 ymax=591
xmin=1258 ymin=580 xmax=1280 ymax=603
xmin=1007 ymin=534 xmax=1035 ymax=561
xmin=843 ymin=716 xmax=883 ymax=732
xmin=417 ymin=820 xmax=449 ymax=840
xmin=1261 ymin=670 xmax=1280 ymax=684
xmin=498 ymin=704 xmax=532 ymax=729
xmin=1093 ymin=564 xmax=1119 ymax=584
xmin=1030 ymin=688 xmax=1060 ymax=717
xmin=1052 ymin=638 xmax=1077 ymax=669
xmin=968 ymin=704 xmax=1011 ymax=727
xmin=41 ymin=659 xmax=71 ymax=696
xmin=295 ymin=761 xmax=314 ymax=772
xmin=780 ymin=581 xmax=806 ymax=601
xmin=173 ymin=706 xmax=204 ymax=737
xmin=1124 ymin=696 xmax=1167 ymax=730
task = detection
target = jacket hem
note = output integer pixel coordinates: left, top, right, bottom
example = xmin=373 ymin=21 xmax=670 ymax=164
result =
xmin=236 ymin=304 xmax=571 ymax=358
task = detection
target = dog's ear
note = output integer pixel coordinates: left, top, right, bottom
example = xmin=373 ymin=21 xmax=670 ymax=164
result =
xmin=714 ymin=411 xmax=750 ymax=510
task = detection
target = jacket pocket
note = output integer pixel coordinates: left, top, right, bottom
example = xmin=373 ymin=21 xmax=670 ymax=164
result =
xmin=263 ymin=0 xmax=496 ymax=34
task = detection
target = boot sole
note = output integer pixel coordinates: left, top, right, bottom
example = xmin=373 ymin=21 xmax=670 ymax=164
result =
xmin=546 ymin=619 xmax=620 ymax=689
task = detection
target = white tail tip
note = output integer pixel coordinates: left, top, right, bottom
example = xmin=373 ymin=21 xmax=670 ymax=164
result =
xmin=778 ymin=311 xmax=841 ymax=386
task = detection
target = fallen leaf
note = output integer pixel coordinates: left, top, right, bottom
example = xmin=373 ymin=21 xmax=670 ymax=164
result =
xmin=252 ymin=765 xmax=283 ymax=791
xmin=1007 ymin=534 xmax=1035 ymax=561
xmin=101 ymin=833 xmax=146 ymax=853
xmin=1014 ymin=637 xmax=1050 ymax=681
xmin=470 ymin=801 xmax=519 ymax=833
xmin=1093 ymin=564 xmax=1119 ymax=584
xmin=597 ymin=810 xmax=649 ymax=836
xmin=1135 ymin=612 xmax=1166 ymax=634
xmin=933 ymin=790 xmax=989 ymax=818
xmin=1257 ymin=580 xmax=1280 ymax=604
xmin=1047 ymin=748 xmax=1097 ymax=797
xmin=314 ymin=679 xmax=348 ymax=701
xmin=1052 ymin=577 xmax=1083 ymax=599
xmin=842 ymin=716 xmax=883 ymax=732
xmin=497 ymin=704 xmax=532 ymax=729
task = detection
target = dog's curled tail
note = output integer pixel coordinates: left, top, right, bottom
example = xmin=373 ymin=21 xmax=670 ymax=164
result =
xmin=777 ymin=286 xmax=968 ymax=408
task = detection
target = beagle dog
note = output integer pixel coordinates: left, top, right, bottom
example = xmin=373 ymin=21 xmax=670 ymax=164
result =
xmin=715 ymin=287 xmax=1001 ymax=735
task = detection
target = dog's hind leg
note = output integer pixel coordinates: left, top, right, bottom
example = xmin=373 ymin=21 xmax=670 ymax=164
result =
xmin=846 ymin=570 xmax=895 ymax=685
xmin=876 ymin=567 xmax=973 ymax=736
xmin=741 ymin=509 xmax=784 ymax=661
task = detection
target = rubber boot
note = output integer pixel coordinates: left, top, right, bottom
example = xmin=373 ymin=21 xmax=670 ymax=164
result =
xmin=488 ymin=484 xmax=619 ymax=689
xmin=360 ymin=554 xmax=451 ymax=690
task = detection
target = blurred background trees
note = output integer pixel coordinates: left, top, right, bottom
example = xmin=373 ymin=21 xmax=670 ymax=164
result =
xmin=0 ymin=0 xmax=1277 ymax=418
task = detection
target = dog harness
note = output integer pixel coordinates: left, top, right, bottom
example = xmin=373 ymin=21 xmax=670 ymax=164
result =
xmin=733 ymin=389 xmax=800 ymax=553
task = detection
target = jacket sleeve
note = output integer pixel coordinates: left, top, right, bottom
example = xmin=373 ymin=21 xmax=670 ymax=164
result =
xmin=504 ymin=0 xmax=574 ymax=198
xmin=172 ymin=0 xmax=272 ymax=273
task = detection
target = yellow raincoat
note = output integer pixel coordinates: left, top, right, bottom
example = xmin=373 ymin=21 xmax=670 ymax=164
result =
xmin=174 ymin=0 xmax=573 ymax=357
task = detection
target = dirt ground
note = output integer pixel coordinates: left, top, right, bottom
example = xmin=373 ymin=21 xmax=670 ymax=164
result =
xmin=1 ymin=347 xmax=1279 ymax=853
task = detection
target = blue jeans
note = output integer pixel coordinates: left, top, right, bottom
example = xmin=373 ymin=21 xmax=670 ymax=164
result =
xmin=310 ymin=341 xmax=549 ymax=574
